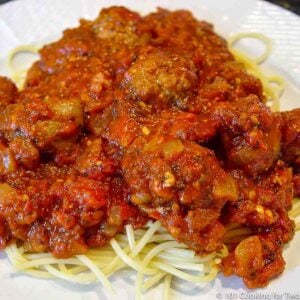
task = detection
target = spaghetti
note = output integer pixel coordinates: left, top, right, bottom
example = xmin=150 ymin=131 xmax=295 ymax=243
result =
xmin=228 ymin=32 xmax=284 ymax=111
xmin=6 ymin=45 xmax=40 ymax=89
xmin=5 ymin=200 xmax=300 ymax=299
xmin=6 ymin=221 xmax=226 ymax=299
xmin=2 ymin=26 xmax=299 ymax=299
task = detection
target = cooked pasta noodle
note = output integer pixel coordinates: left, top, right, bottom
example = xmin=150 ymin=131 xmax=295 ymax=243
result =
xmin=5 ymin=199 xmax=300 ymax=299
xmin=6 ymin=45 xmax=40 ymax=88
xmin=5 ymin=221 xmax=226 ymax=296
xmin=228 ymin=33 xmax=284 ymax=111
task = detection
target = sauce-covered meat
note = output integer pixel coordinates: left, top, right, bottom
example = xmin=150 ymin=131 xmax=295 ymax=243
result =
xmin=281 ymin=109 xmax=300 ymax=170
xmin=122 ymin=135 xmax=238 ymax=252
xmin=122 ymin=50 xmax=198 ymax=109
xmin=214 ymin=95 xmax=281 ymax=175
xmin=0 ymin=6 xmax=298 ymax=288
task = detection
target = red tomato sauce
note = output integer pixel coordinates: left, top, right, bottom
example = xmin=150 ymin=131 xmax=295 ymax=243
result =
xmin=0 ymin=7 xmax=299 ymax=288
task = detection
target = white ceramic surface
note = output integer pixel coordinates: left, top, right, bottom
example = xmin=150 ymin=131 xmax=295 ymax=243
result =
xmin=0 ymin=0 xmax=299 ymax=299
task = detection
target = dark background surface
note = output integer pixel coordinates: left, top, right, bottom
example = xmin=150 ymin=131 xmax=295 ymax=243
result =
xmin=268 ymin=0 xmax=300 ymax=14
xmin=0 ymin=0 xmax=299 ymax=15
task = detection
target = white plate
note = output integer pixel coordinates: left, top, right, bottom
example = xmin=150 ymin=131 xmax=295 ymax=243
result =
xmin=0 ymin=0 xmax=300 ymax=299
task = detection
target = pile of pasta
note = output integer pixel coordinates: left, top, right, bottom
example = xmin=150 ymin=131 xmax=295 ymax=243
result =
xmin=4 ymin=33 xmax=300 ymax=299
